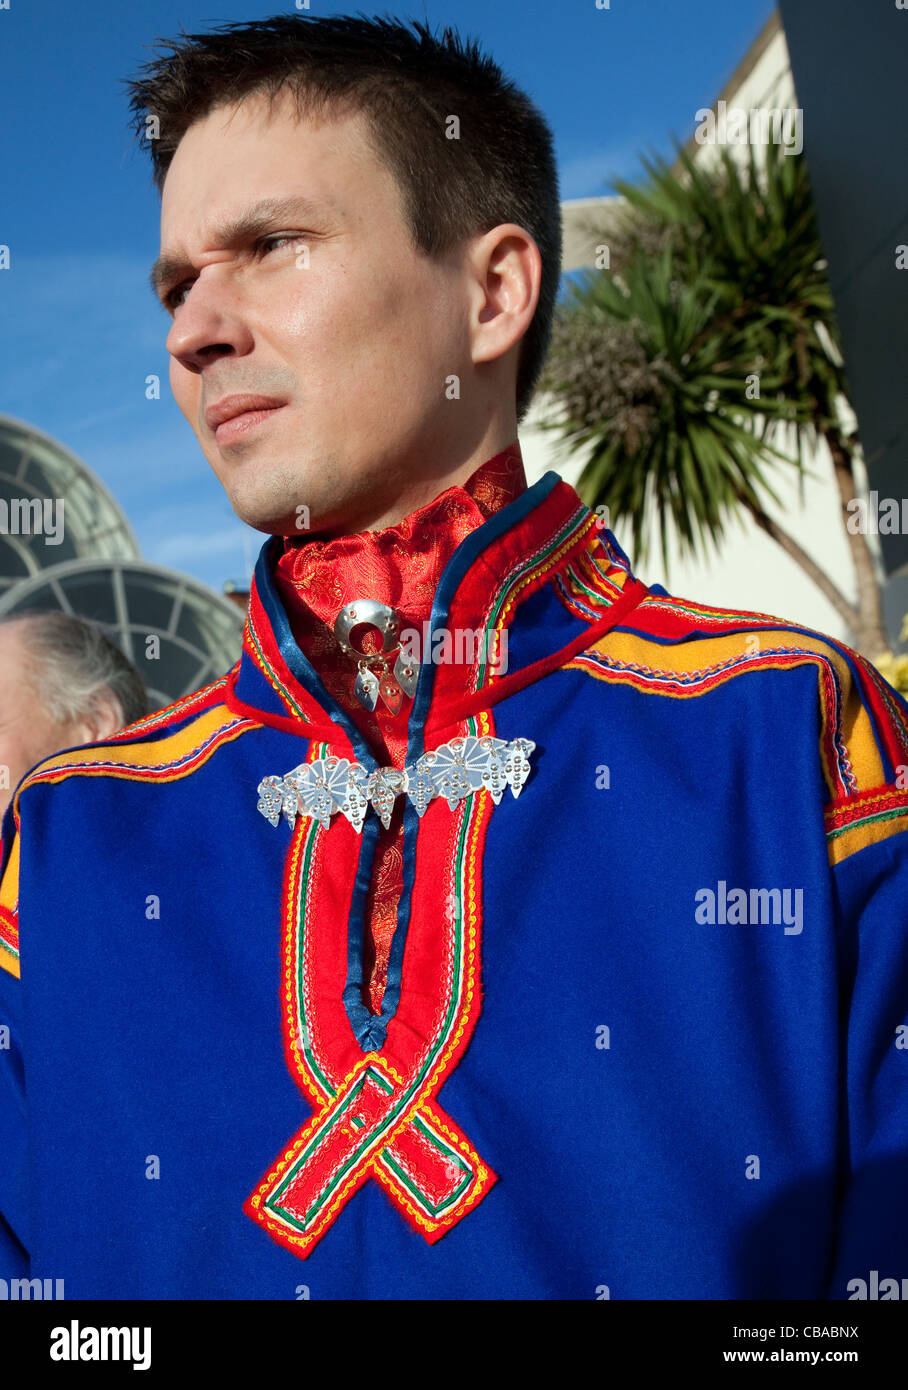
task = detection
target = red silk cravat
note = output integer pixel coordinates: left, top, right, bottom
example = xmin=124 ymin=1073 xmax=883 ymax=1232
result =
xmin=273 ymin=441 xmax=527 ymax=1013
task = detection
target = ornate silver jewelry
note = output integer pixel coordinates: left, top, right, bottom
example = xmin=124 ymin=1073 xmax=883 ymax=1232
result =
xmin=256 ymin=734 xmax=536 ymax=832
xmin=333 ymin=598 xmax=418 ymax=714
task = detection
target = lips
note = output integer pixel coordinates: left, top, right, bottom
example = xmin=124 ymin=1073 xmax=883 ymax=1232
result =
xmin=206 ymin=394 xmax=287 ymax=431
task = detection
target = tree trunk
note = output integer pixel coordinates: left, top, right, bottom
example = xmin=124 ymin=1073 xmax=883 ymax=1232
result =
xmin=823 ymin=423 xmax=890 ymax=657
xmin=734 ymin=487 xmax=862 ymax=636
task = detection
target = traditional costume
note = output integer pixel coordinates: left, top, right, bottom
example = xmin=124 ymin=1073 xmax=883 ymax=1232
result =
xmin=1 ymin=440 xmax=907 ymax=1298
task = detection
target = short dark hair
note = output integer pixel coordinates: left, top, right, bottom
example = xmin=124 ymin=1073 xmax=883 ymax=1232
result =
xmin=125 ymin=12 xmax=561 ymax=421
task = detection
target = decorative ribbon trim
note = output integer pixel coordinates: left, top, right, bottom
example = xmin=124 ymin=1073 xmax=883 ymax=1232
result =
xmin=244 ymin=1055 xmax=496 ymax=1255
xmin=426 ymin=577 xmax=649 ymax=730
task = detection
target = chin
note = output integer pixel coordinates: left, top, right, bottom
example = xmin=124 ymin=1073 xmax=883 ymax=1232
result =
xmin=218 ymin=456 xmax=320 ymax=533
xmin=226 ymin=495 xmax=307 ymax=537
xmin=232 ymin=507 xmax=291 ymax=536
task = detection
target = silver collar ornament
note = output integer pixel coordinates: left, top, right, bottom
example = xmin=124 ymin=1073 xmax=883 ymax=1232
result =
xmin=256 ymin=734 xmax=536 ymax=832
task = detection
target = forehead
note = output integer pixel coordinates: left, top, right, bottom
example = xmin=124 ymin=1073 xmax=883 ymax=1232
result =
xmin=160 ymin=90 xmax=393 ymax=237
xmin=0 ymin=621 xmax=28 ymax=680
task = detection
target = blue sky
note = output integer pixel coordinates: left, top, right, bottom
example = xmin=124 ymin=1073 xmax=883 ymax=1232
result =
xmin=0 ymin=0 xmax=774 ymax=591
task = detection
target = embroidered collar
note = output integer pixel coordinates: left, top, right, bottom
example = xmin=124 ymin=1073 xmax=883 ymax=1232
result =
xmin=225 ymin=468 xmax=649 ymax=765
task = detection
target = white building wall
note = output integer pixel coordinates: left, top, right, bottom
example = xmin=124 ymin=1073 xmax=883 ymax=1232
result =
xmin=529 ymin=14 xmax=877 ymax=648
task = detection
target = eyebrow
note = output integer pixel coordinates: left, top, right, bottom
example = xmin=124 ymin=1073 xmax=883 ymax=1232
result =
xmin=149 ymin=195 xmax=332 ymax=301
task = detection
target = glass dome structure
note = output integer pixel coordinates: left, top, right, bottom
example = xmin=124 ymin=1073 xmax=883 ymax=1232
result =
xmin=0 ymin=415 xmax=245 ymax=712
xmin=0 ymin=558 xmax=245 ymax=712
xmin=0 ymin=414 xmax=141 ymax=603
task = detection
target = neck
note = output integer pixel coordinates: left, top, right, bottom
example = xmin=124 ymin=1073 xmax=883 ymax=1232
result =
xmin=313 ymin=420 xmax=520 ymax=539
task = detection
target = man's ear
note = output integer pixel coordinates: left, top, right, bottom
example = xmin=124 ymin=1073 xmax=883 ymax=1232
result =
xmin=467 ymin=222 xmax=541 ymax=370
xmin=74 ymin=694 xmax=126 ymax=745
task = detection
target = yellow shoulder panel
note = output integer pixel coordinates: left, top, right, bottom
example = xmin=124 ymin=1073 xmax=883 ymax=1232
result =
xmin=0 ymin=834 xmax=21 ymax=979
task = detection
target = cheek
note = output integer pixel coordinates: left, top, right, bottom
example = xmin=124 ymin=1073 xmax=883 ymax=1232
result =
xmin=1 ymin=724 xmax=37 ymax=780
xmin=277 ymin=261 xmax=437 ymax=368
xmin=26 ymin=710 xmax=58 ymax=755
xmin=277 ymin=267 xmax=366 ymax=343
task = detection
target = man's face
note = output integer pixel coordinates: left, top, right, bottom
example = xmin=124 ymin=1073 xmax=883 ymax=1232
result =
xmin=158 ymin=91 xmax=474 ymax=536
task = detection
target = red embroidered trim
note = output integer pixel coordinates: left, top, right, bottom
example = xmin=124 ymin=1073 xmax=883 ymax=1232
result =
xmin=245 ymin=716 xmax=500 ymax=1257
xmin=824 ymin=785 xmax=908 ymax=833
xmin=428 ymin=577 xmax=650 ymax=732
xmin=0 ymin=903 xmax=18 ymax=959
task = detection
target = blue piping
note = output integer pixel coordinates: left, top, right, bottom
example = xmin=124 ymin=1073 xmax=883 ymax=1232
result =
xmin=253 ymin=468 xmax=564 ymax=1051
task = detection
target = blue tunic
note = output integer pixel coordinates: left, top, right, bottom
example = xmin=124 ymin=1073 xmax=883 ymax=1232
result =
xmin=1 ymin=470 xmax=907 ymax=1299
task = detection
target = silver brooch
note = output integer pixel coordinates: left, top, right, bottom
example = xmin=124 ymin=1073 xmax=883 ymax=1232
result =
xmin=333 ymin=597 xmax=418 ymax=715
xmin=256 ymin=734 xmax=536 ymax=832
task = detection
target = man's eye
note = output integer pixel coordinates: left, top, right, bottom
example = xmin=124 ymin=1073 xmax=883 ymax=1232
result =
xmin=167 ymin=283 xmax=191 ymax=311
xmin=166 ymin=237 xmax=301 ymax=310
xmin=258 ymin=235 xmax=296 ymax=255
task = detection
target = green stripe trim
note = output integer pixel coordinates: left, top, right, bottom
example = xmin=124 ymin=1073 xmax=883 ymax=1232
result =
xmin=248 ymin=613 xmax=308 ymax=720
xmin=282 ymin=720 xmax=482 ymax=1229
xmin=827 ymin=806 xmax=908 ymax=841
xmin=476 ymin=507 xmax=588 ymax=688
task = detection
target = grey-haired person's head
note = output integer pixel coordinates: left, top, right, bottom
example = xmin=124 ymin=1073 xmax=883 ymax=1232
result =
xmin=0 ymin=611 xmax=147 ymax=817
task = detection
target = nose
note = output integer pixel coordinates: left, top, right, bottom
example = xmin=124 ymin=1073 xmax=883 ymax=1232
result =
xmin=165 ymin=273 xmax=254 ymax=374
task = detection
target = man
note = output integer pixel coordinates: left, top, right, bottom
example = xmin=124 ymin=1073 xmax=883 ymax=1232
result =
xmin=1 ymin=14 xmax=906 ymax=1299
xmin=0 ymin=612 xmax=147 ymax=820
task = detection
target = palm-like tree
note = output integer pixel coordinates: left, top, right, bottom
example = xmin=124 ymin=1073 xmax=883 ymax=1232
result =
xmin=539 ymin=138 xmax=889 ymax=656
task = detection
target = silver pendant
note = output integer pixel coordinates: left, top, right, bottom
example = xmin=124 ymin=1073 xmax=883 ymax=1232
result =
xmin=393 ymin=650 xmax=419 ymax=698
xmin=377 ymin=669 xmax=404 ymax=716
xmin=353 ymin=664 xmax=380 ymax=711
xmin=361 ymin=766 xmax=407 ymax=828
xmin=256 ymin=734 xmax=536 ymax=833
